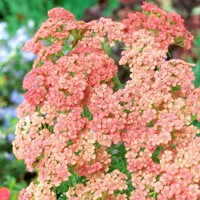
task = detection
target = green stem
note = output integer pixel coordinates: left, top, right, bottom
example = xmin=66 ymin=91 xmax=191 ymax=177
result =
xmin=69 ymin=176 xmax=73 ymax=187
xmin=115 ymin=75 xmax=123 ymax=89
xmin=0 ymin=50 xmax=16 ymax=67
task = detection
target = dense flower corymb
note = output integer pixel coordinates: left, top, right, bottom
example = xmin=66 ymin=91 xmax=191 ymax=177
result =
xmin=13 ymin=2 xmax=200 ymax=200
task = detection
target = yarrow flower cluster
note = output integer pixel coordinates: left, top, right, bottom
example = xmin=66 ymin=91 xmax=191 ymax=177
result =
xmin=13 ymin=2 xmax=200 ymax=200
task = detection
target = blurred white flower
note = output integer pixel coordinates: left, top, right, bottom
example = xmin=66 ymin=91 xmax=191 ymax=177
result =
xmin=0 ymin=46 xmax=10 ymax=62
xmin=11 ymin=90 xmax=24 ymax=104
xmin=0 ymin=22 xmax=9 ymax=40
xmin=0 ymin=23 xmax=36 ymax=63
xmin=8 ymin=27 xmax=29 ymax=49
xmin=28 ymin=19 xmax=35 ymax=29
xmin=22 ymin=51 xmax=36 ymax=61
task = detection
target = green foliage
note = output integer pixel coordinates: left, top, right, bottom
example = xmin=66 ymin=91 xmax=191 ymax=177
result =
xmin=103 ymin=0 xmax=120 ymax=17
xmin=102 ymin=39 xmax=112 ymax=57
xmin=112 ymin=75 xmax=125 ymax=91
xmin=53 ymin=181 xmax=69 ymax=199
xmin=148 ymin=188 xmax=159 ymax=199
xmin=107 ymin=142 xmax=135 ymax=197
xmin=63 ymin=0 xmax=98 ymax=19
xmin=151 ymin=146 xmax=164 ymax=164
xmin=81 ymin=106 xmax=93 ymax=121
xmin=66 ymin=140 xmax=73 ymax=147
xmin=0 ymin=166 xmax=27 ymax=200
xmin=191 ymin=114 xmax=198 ymax=122
xmin=190 ymin=31 xmax=200 ymax=88
xmin=193 ymin=119 xmax=200 ymax=129
xmin=0 ymin=0 xmax=98 ymax=35
xmin=193 ymin=31 xmax=200 ymax=55
xmin=53 ymin=167 xmax=87 ymax=200
xmin=0 ymin=50 xmax=31 ymax=106
xmin=0 ymin=0 xmax=52 ymax=35
xmin=58 ymin=194 xmax=68 ymax=200
xmin=171 ymin=85 xmax=181 ymax=93
xmin=192 ymin=61 xmax=200 ymax=88
xmin=147 ymin=121 xmax=154 ymax=128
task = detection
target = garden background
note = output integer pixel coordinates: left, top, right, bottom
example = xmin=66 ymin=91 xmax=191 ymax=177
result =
xmin=0 ymin=0 xmax=200 ymax=199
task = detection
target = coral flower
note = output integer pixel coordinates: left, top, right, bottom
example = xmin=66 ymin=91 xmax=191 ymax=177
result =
xmin=0 ymin=188 xmax=10 ymax=200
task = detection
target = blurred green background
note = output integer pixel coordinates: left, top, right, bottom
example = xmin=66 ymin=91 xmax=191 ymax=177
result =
xmin=0 ymin=0 xmax=200 ymax=199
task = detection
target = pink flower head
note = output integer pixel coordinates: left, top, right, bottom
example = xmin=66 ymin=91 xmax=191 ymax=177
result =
xmin=0 ymin=188 xmax=10 ymax=200
xmin=48 ymin=7 xmax=74 ymax=21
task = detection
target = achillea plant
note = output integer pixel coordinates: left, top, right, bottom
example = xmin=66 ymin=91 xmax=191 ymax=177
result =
xmin=13 ymin=2 xmax=200 ymax=200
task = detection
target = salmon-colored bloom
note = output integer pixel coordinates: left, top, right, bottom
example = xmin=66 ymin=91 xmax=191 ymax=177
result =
xmin=0 ymin=188 xmax=10 ymax=200
xmin=13 ymin=3 xmax=200 ymax=200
